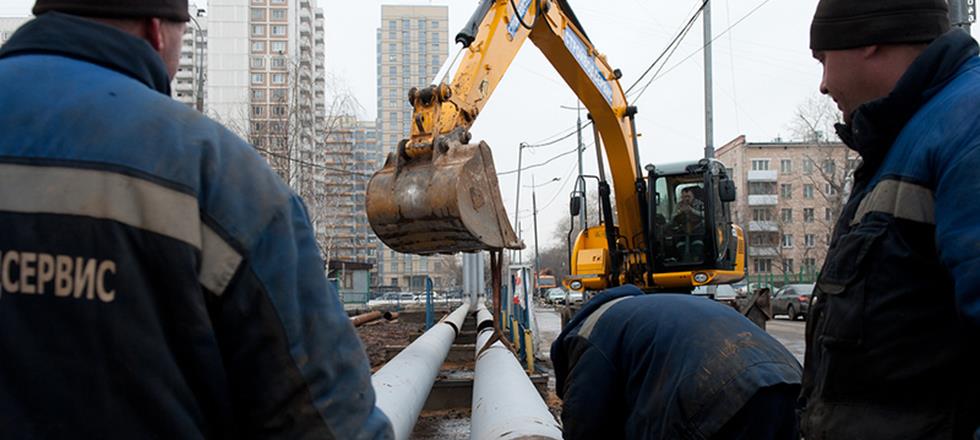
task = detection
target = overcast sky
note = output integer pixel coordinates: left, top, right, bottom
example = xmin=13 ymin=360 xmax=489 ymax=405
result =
xmin=3 ymin=0 xmax=978 ymax=253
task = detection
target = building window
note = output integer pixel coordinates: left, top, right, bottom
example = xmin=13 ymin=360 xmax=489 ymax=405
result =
xmin=780 ymin=183 xmax=793 ymax=199
xmin=803 ymin=258 xmax=817 ymax=272
xmin=250 ymin=8 xmax=265 ymax=21
xmin=752 ymin=208 xmax=772 ymax=221
xmin=271 ymin=25 xmax=287 ymax=36
xmin=251 ymin=41 xmax=266 ymax=53
xmin=824 ymin=183 xmax=838 ymax=196
xmin=272 ymin=73 xmax=286 ymax=84
xmin=848 ymin=158 xmax=861 ymax=171
xmin=823 ymin=159 xmax=836 ymax=175
xmin=825 ymin=208 xmax=834 ymax=221
xmin=250 ymin=56 xmax=265 ymax=68
xmin=252 ymin=89 xmax=266 ymax=101
xmin=751 ymin=159 xmax=770 ymax=171
xmin=803 ymin=158 xmax=814 ymax=175
xmin=748 ymin=182 xmax=776 ymax=195
xmin=780 ymin=159 xmax=793 ymax=174
xmin=252 ymin=25 xmax=266 ymax=36
xmin=783 ymin=259 xmax=795 ymax=273
xmin=272 ymin=106 xmax=286 ymax=116
xmin=271 ymin=56 xmax=287 ymax=69
xmin=271 ymin=88 xmax=286 ymax=101
xmin=782 ymin=234 xmax=794 ymax=248
xmin=271 ymin=41 xmax=286 ymax=53
xmin=754 ymin=258 xmax=772 ymax=273
xmin=251 ymin=73 xmax=265 ymax=84
xmin=252 ymin=105 xmax=264 ymax=116
xmin=271 ymin=8 xmax=286 ymax=20
xmin=781 ymin=208 xmax=793 ymax=223
xmin=804 ymin=208 xmax=815 ymax=223
xmin=805 ymin=234 xmax=816 ymax=248
xmin=803 ymin=184 xmax=815 ymax=199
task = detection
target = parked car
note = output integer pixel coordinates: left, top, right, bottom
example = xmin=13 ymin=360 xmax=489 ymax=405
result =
xmin=367 ymin=292 xmax=419 ymax=307
xmin=546 ymin=287 xmax=569 ymax=305
xmin=713 ymin=284 xmax=740 ymax=309
xmin=772 ymin=284 xmax=814 ymax=320
xmin=691 ymin=284 xmax=739 ymax=309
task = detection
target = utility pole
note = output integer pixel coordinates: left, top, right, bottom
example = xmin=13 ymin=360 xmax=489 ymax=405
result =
xmin=950 ymin=0 xmax=975 ymax=33
xmin=532 ymin=176 xmax=540 ymax=284
xmin=560 ymin=103 xmax=587 ymax=229
xmin=703 ymin=0 xmax=715 ymax=159
xmin=513 ymin=143 xmax=526 ymax=263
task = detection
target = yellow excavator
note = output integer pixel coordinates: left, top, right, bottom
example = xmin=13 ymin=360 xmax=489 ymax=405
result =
xmin=366 ymin=0 xmax=746 ymax=293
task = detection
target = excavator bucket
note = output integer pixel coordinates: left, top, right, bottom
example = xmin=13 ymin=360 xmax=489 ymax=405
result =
xmin=367 ymin=138 xmax=523 ymax=255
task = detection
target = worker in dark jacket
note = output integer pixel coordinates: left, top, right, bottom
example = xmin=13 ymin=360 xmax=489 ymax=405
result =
xmin=802 ymin=1 xmax=980 ymax=438
xmin=552 ymin=285 xmax=802 ymax=439
xmin=0 ymin=1 xmax=392 ymax=438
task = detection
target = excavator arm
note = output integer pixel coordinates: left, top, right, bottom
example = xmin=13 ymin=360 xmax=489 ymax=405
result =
xmin=367 ymin=0 xmax=644 ymax=258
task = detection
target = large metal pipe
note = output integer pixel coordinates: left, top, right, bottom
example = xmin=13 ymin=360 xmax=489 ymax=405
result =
xmin=350 ymin=310 xmax=384 ymax=327
xmin=383 ymin=311 xmax=399 ymax=321
xmin=372 ymin=302 xmax=471 ymax=440
xmin=471 ymin=304 xmax=562 ymax=440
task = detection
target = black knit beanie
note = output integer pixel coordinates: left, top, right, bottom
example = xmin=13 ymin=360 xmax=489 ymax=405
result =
xmin=811 ymin=0 xmax=950 ymax=50
xmin=33 ymin=0 xmax=190 ymax=22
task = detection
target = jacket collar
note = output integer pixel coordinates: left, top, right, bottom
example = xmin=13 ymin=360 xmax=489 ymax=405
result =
xmin=837 ymin=29 xmax=979 ymax=183
xmin=0 ymin=12 xmax=172 ymax=95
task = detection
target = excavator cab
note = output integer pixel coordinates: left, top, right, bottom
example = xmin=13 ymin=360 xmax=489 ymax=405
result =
xmin=646 ymin=160 xmax=745 ymax=287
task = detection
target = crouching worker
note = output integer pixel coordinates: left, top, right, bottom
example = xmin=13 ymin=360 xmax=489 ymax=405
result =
xmin=552 ymin=285 xmax=801 ymax=439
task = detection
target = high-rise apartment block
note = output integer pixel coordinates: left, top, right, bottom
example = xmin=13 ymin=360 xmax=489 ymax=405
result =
xmin=172 ymin=5 xmax=208 ymax=110
xmin=375 ymin=5 xmax=453 ymax=290
xmin=717 ymin=135 xmax=858 ymax=284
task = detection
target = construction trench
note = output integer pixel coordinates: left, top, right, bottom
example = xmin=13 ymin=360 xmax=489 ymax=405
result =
xmin=353 ymin=302 xmax=563 ymax=440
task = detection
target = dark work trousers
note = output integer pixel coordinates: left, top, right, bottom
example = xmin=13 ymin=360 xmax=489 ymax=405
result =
xmin=713 ymin=384 xmax=800 ymax=440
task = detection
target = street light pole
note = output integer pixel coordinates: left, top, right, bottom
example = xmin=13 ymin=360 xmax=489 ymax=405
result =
xmin=523 ymin=176 xmax=559 ymax=292
xmin=189 ymin=10 xmax=206 ymax=113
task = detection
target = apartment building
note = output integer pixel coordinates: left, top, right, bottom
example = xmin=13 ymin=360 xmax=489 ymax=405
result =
xmin=206 ymin=0 xmax=325 ymax=180
xmin=318 ymin=117 xmax=381 ymax=266
xmin=375 ymin=5 xmax=453 ymax=291
xmin=717 ymin=135 xmax=858 ymax=283
xmin=172 ymin=5 xmax=208 ymax=110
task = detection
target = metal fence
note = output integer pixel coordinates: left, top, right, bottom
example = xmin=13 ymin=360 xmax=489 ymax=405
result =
xmin=748 ymin=269 xmax=820 ymax=288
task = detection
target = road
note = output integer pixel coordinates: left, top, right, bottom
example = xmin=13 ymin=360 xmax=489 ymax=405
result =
xmin=766 ymin=318 xmax=807 ymax=363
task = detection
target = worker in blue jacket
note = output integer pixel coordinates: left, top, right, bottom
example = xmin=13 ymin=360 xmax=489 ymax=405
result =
xmin=802 ymin=1 xmax=980 ymax=437
xmin=0 ymin=1 xmax=392 ymax=438
xmin=552 ymin=285 xmax=802 ymax=439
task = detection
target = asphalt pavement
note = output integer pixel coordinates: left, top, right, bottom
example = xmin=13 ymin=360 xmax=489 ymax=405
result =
xmin=766 ymin=318 xmax=807 ymax=363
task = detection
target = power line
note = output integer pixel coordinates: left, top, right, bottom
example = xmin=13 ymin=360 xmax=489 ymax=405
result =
xmin=252 ymin=145 xmax=372 ymax=178
xmin=632 ymin=0 xmax=774 ymax=102
xmin=497 ymin=142 xmax=594 ymax=177
xmin=524 ymin=121 xmax=595 ymax=149
xmin=625 ymin=0 xmax=709 ymax=95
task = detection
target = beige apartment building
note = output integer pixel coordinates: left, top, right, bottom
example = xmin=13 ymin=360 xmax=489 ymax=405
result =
xmin=373 ymin=5 xmax=456 ymax=291
xmin=717 ymin=135 xmax=858 ymax=284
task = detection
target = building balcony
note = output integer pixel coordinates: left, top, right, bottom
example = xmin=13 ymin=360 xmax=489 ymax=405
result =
xmin=747 ymin=170 xmax=778 ymax=182
xmin=748 ymin=195 xmax=778 ymax=206
xmin=748 ymin=246 xmax=780 ymax=257
xmin=748 ymin=221 xmax=780 ymax=232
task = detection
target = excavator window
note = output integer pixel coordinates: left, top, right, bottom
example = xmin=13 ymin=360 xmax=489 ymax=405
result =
xmin=654 ymin=175 xmax=708 ymax=266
